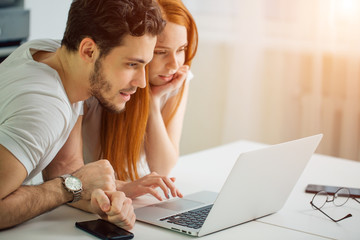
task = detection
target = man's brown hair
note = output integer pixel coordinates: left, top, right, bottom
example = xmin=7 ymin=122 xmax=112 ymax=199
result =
xmin=61 ymin=0 xmax=165 ymax=56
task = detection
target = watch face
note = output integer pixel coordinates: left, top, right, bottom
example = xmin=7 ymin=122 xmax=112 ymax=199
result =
xmin=65 ymin=176 xmax=82 ymax=191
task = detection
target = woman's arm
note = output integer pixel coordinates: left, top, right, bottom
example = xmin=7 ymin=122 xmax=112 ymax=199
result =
xmin=145 ymin=66 xmax=190 ymax=175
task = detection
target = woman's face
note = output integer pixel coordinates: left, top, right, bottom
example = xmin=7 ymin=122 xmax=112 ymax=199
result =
xmin=148 ymin=22 xmax=187 ymax=86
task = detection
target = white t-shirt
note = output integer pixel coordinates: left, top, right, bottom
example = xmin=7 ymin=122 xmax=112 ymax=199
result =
xmin=0 ymin=39 xmax=83 ymax=184
xmin=82 ymin=71 xmax=194 ymax=176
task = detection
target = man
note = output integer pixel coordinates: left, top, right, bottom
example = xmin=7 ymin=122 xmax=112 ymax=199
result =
xmin=0 ymin=0 xmax=165 ymax=230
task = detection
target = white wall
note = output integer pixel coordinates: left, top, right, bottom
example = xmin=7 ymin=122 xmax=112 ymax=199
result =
xmin=181 ymin=0 xmax=360 ymax=162
xmin=180 ymin=0 xmax=261 ymax=155
xmin=24 ymin=0 xmax=71 ymax=40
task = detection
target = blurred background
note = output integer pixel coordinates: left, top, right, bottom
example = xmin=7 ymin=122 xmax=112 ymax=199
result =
xmin=2 ymin=0 xmax=359 ymax=162
xmin=180 ymin=0 xmax=360 ymax=162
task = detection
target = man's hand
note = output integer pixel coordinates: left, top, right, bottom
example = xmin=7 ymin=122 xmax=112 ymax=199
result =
xmin=117 ymin=172 xmax=183 ymax=201
xmin=72 ymin=160 xmax=116 ymax=200
xmin=90 ymin=189 xmax=136 ymax=230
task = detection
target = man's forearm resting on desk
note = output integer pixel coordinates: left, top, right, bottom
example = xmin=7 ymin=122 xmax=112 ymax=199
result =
xmin=0 ymin=141 xmax=124 ymax=230
xmin=0 ymin=178 xmax=73 ymax=229
xmin=42 ymin=157 xmax=136 ymax=230
xmin=0 ymin=142 xmax=79 ymax=229
xmin=0 ymin=144 xmax=74 ymax=229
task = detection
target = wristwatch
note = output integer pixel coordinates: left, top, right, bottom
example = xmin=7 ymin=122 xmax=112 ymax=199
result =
xmin=61 ymin=174 xmax=82 ymax=203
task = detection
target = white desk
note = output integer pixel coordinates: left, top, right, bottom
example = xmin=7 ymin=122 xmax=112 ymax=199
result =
xmin=1 ymin=140 xmax=358 ymax=239
xmin=257 ymin=154 xmax=360 ymax=240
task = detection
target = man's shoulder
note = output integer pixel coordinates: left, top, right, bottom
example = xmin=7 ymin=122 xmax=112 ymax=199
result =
xmin=0 ymin=66 xmax=69 ymax=115
xmin=1 ymin=39 xmax=62 ymax=88
xmin=0 ymin=39 xmax=60 ymax=66
xmin=21 ymin=39 xmax=61 ymax=51
xmin=1 ymin=58 xmax=62 ymax=92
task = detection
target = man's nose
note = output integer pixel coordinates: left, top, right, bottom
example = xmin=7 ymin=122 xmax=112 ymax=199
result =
xmin=132 ymin=68 xmax=146 ymax=88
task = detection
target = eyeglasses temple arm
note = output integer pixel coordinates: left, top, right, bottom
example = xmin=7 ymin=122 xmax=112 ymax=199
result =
xmin=333 ymin=213 xmax=352 ymax=222
xmin=310 ymin=201 xmax=352 ymax=222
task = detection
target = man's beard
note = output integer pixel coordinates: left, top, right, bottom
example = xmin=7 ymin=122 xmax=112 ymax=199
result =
xmin=89 ymin=58 xmax=124 ymax=113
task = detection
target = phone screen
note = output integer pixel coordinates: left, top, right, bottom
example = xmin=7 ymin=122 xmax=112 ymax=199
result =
xmin=305 ymin=184 xmax=360 ymax=198
xmin=76 ymin=219 xmax=134 ymax=240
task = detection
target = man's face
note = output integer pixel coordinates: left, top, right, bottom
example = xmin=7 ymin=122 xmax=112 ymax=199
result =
xmin=89 ymin=34 xmax=156 ymax=113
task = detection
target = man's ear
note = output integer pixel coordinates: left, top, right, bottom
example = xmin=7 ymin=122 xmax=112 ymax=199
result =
xmin=78 ymin=37 xmax=98 ymax=63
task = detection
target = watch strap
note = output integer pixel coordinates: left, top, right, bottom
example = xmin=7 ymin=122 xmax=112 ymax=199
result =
xmin=72 ymin=189 xmax=82 ymax=203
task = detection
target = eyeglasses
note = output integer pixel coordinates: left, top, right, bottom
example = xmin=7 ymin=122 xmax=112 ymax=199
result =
xmin=310 ymin=187 xmax=360 ymax=222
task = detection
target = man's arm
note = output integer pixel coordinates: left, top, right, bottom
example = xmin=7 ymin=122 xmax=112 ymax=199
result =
xmin=42 ymin=116 xmax=115 ymax=209
xmin=0 ymin=116 xmax=109 ymax=229
xmin=42 ymin=116 xmax=135 ymax=229
xmin=0 ymin=144 xmax=73 ymax=229
xmin=42 ymin=116 xmax=85 ymax=180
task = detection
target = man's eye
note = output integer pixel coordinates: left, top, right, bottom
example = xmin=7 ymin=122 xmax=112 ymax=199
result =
xmin=128 ymin=63 xmax=137 ymax=67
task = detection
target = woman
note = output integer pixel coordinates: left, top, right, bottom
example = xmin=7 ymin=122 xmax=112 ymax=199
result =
xmin=82 ymin=0 xmax=198 ymax=200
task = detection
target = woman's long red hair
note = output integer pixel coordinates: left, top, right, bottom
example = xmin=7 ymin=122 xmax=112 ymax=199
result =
xmin=158 ymin=0 xmax=198 ymax=126
xmin=100 ymin=69 xmax=149 ymax=181
xmin=100 ymin=0 xmax=198 ymax=181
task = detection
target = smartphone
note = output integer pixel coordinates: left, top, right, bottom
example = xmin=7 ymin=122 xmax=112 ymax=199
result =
xmin=305 ymin=184 xmax=360 ymax=198
xmin=75 ymin=219 xmax=134 ymax=240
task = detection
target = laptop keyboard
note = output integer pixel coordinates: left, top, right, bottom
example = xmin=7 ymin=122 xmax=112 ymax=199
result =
xmin=159 ymin=204 xmax=213 ymax=229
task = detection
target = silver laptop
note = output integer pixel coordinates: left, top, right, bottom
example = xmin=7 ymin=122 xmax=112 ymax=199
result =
xmin=135 ymin=134 xmax=323 ymax=237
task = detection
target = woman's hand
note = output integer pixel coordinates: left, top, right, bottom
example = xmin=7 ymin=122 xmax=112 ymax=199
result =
xmin=150 ymin=65 xmax=189 ymax=103
xmin=117 ymin=172 xmax=183 ymax=201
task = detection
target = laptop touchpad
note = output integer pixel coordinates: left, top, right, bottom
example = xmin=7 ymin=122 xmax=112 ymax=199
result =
xmin=153 ymin=199 xmax=204 ymax=211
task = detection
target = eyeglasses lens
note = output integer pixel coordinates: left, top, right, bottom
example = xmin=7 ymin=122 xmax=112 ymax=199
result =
xmin=334 ymin=188 xmax=350 ymax=206
xmin=312 ymin=191 xmax=328 ymax=209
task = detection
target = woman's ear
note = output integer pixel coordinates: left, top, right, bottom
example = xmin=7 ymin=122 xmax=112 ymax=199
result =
xmin=78 ymin=37 xmax=98 ymax=63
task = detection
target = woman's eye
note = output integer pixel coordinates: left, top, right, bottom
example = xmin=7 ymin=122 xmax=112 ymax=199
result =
xmin=178 ymin=46 xmax=187 ymax=52
xmin=154 ymin=50 xmax=167 ymax=55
